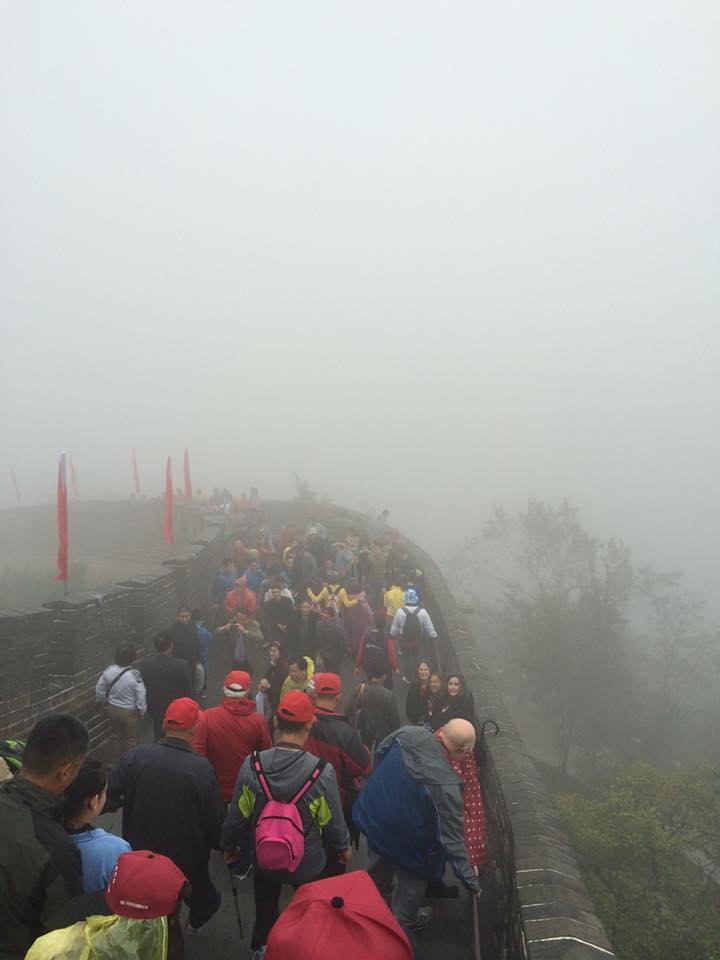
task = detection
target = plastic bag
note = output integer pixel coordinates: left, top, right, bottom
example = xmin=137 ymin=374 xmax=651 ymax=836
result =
xmin=255 ymin=689 xmax=268 ymax=718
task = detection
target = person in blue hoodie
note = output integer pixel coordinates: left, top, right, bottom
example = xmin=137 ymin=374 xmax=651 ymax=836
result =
xmin=62 ymin=759 xmax=131 ymax=893
xmin=244 ymin=559 xmax=267 ymax=596
xmin=353 ymin=719 xmax=479 ymax=937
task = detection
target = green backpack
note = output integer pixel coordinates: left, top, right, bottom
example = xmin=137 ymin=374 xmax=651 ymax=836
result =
xmin=0 ymin=738 xmax=25 ymax=775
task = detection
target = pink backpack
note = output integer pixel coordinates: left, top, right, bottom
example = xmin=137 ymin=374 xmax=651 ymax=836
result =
xmin=251 ymin=751 xmax=324 ymax=873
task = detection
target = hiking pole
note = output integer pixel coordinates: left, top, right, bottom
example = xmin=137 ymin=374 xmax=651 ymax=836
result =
xmin=227 ymin=864 xmax=248 ymax=939
xmin=471 ymin=867 xmax=482 ymax=960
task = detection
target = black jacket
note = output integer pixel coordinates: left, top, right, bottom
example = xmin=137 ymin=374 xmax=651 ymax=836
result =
xmin=137 ymin=652 xmax=192 ymax=726
xmin=262 ymin=597 xmax=295 ymax=646
xmin=316 ymin=620 xmax=346 ymax=661
xmin=168 ymin=621 xmax=200 ymax=668
xmin=107 ymin=738 xmax=223 ymax=881
xmin=304 ymin=709 xmax=371 ymax=807
xmin=405 ymin=682 xmax=430 ymax=725
xmin=292 ymin=610 xmax=320 ymax=659
xmin=0 ymin=778 xmax=83 ymax=959
xmin=353 ymin=681 xmax=401 ymax=747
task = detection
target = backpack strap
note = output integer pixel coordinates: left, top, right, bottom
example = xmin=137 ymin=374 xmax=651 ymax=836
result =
xmin=105 ymin=666 xmax=133 ymax=703
xmin=290 ymin=759 xmax=324 ymax=805
xmin=251 ymin=751 xmax=326 ymax=807
xmin=251 ymin=750 xmax=274 ymax=802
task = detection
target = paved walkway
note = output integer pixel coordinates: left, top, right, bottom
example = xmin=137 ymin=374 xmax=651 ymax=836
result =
xmin=97 ymin=638 xmax=478 ymax=960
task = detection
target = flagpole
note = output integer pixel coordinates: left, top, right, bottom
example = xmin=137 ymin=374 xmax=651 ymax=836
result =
xmin=54 ymin=453 xmax=69 ymax=597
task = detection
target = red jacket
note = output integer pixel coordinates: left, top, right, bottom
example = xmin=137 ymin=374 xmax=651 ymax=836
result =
xmin=224 ymin=586 xmax=257 ymax=617
xmin=192 ymin=697 xmax=271 ymax=801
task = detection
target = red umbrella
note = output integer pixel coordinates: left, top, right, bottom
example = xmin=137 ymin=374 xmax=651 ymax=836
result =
xmin=265 ymin=870 xmax=412 ymax=960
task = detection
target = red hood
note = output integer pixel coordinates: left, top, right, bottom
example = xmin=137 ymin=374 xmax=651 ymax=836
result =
xmin=221 ymin=696 xmax=257 ymax=716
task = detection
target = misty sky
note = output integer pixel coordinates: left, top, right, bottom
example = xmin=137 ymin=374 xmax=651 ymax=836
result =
xmin=1 ymin=2 xmax=719 ymax=592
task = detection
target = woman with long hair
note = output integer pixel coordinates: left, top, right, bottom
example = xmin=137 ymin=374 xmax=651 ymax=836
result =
xmin=405 ymin=660 xmax=432 ymax=724
xmin=422 ymin=672 xmax=446 ymax=730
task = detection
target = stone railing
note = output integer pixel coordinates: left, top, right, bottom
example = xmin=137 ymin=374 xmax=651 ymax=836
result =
xmin=0 ymin=502 xmax=225 ymax=747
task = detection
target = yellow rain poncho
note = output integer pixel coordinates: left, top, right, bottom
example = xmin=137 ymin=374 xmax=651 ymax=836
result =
xmin=24 ymin=914 xmax=167 ymax=960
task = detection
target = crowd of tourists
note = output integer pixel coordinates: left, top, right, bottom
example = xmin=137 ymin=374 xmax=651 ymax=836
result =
xmin=0 ymin=504 xmax=489 ymax=960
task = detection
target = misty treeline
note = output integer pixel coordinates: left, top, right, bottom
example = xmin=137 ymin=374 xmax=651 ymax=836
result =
xmin=449 ymin=499 xmax=720 ymax=960
xmin=449 ymin=497 xmax=719 ymax=778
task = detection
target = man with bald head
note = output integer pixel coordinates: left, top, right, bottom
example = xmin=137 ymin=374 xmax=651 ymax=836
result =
xmin=353 ymin=718 xmax=479 ymax=939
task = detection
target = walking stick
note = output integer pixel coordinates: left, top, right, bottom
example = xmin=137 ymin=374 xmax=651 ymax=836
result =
xmin=227 ymin=863 xmax=251 ymax=939
xmin=471 ymin=866 xmax=482 ymax=960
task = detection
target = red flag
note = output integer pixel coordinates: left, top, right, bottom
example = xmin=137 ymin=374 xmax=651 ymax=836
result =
xmin=183 ymin=447 xmax=192 ymax=501
xmin=10 ymin=467 xmax=21 ymax=505
xmin=54 ymin=453 xmax=69 ymax=582
xmin=132 ymin=448 xmax=141 ymax=495
xmin=163 ymin=456 xmax=174 ymax=545
xmin=69 ymin=457 xmax=78 ymax=499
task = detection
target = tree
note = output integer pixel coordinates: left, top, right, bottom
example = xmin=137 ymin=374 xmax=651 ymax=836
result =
xmin=449 ymin=497 xmax=720 ymax=776
xmin=631 ymin=569 xmax=718 ymax=766
xmin=557 ymin=763 xmax=720 ymax=960
xmin=450 ymin=498 xmax=635 ymax=774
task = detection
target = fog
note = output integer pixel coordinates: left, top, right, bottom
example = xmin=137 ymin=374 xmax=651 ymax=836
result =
xmin=2 ymin=1 xmax=719 ymax=594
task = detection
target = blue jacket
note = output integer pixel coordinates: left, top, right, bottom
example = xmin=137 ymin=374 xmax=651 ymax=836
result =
xmin=212 ymin=570 xmax=236 ymax=606
xmin=244 ymin=567 xmax=266 ymax=595
xmin=353 ymin=725 xmax=477 ymax=889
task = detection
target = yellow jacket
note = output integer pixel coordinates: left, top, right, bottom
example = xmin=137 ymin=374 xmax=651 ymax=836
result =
xmin=306 ymin=584 xmax=358 ymax=608
xmin=383 ymin=586 xmax=405 ymax=617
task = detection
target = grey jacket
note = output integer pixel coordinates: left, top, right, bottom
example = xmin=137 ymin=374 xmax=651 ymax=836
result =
xmin=221 ymin=746 xmax=350 ymax=884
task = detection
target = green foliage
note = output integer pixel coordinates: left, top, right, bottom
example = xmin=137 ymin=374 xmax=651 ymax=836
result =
xmin=450 ymin=497 xmax=720 ymax=774
xmin=460 ymin=499 xmax=635 ymax=772
xmin=557 ymin=763 xmax=720 ymax=960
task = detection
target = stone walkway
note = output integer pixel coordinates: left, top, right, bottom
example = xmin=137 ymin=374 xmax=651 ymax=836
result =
xmin=97 ymin=639 xmax=479 ymax=960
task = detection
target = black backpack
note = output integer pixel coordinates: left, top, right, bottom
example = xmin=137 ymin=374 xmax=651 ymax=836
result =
xmin=401 ymin=607 xmax=423 ymax=648
xmin=362 ymin=629 xmax=390 ymax=676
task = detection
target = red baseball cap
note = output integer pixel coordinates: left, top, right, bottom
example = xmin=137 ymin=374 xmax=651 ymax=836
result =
xmin=223 ymin=670 xmax=251 ymax=697
xmin=277 ymin=690 xmax=315 ymax=724
xmin=313 ymin=673 xmax=341 ymax=697
xmin=265 ymin=870 xmax=412 ymax=959
xmin=105 ymin=851 xmax=187 ymax=919
xmin=163 ymin=697 xmax=200 ymax=730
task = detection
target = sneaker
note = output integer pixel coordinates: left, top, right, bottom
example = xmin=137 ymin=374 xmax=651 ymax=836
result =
xmin=407 ymin=906 xmax=433 ymax=932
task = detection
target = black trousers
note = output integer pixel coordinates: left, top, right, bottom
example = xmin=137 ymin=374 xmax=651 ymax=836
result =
xmin=185 ymin=860 xmax=221 ymax=927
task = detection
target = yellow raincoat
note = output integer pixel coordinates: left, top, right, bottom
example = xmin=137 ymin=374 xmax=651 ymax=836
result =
xmin=24 ymin=914 xmax=167 ymax=960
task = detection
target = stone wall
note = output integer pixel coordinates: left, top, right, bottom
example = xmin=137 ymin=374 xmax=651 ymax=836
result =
xmin=0 ymin=503 xmax=226 ymax=748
